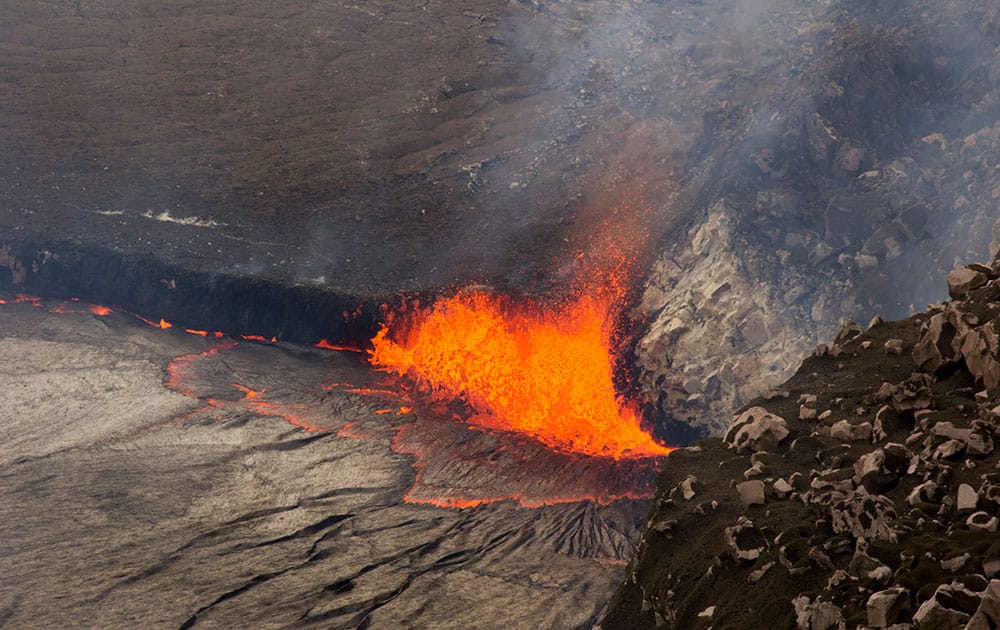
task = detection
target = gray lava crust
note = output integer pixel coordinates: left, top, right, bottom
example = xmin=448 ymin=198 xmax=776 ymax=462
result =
xmin=0 ymin=300 xmax=648 ymax=628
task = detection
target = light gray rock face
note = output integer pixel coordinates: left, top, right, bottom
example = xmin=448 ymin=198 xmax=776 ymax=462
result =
xmin=635 ymin=178 xmax=999 ymax=440
xmin=723 ymin=407 xmax=789 ymax=454
xmin=632 ymin=53 xmax=1000 ymax=440
xmin=635 ymin=205 xmax=825 ymax=437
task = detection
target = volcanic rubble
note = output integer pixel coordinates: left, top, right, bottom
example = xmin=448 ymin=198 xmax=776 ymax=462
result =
xmin=603 ymin=260 xmax=1000 ymax=629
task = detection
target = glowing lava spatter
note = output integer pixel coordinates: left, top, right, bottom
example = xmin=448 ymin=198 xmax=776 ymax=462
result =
xmin=369 ymin=200 xmax=673 ymax=460
xmin=370 ymin=291 xmax=670 ymax=459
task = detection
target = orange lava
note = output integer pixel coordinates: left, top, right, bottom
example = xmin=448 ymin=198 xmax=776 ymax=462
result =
xmin=52 ymin=301 xmax=112 ymax=316
xmin=132 ymin=313 xmax=174 ymax=329
xmin=404 ymin=492 xmax=649 ymax=510
xmin=14 ymin=294 xmax=43 ymax=307
xmin=369 ymin=193 xmax=674 ymax=463
xmin=242 ymin=334 xmax=277 ymax=343
xmin=369 ymin=290 xmax=672 ymax=460
xmin=183 ymin=328 xmax=223 ymax=338
xmin=230 ymin=382 xmax=324 ymax=432
xmin=165 ymin=343 xmax=235 ymax=397
xmin=232 ymin=383 xmax=262 ymax=399
xmin=315 ymin=339 xmax=364 ymax=353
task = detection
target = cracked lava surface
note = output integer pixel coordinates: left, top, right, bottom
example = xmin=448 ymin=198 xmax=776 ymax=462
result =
xmin=0 ymin=294 xmax=662 ymax=628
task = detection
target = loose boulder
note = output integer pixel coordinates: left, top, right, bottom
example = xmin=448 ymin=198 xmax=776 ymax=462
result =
xmin=830 ymin=492 xmax=897 ymax=542
xmin=724 ymin=407 xmax=789 ymax=454
xmin=947 ymin=266 xmax=988 ymax=299
xmin=830 ymin=420 xmax=873 ymax=442
xmin=877 ymin=374 xmax=934 ymax=413
xmin=913 ymin=582 xmax=982 ymax=628
xmin=959 ymin=325 xmax=1000 ymax=390
xmin=968 ymin=580 xmax=1000 ymax=629
xmin=967 ymin=511 xmax=999 ymax=532
xmin=912 ymin=313 xmax=957 ymax=372
xmin=866 ymin=587 xmax=909 ymax=628
xmin=957 ymin=483 xmax=979 ymax=512
xmin=737 ymin=480 xmax=766 ymax=507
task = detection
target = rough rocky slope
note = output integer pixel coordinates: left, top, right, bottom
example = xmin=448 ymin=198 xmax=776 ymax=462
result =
xmin=635 ymin=0 xmax=1000 ymax=437
xmin=604 ymin=261 xmax=1000 ymax=629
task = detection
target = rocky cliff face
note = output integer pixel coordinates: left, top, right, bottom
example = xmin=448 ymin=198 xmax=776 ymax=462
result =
xmin=604 ymin=260 xmax=1000 ymax=628
xmin=635 ymin=0 xmax=1000 ymax=438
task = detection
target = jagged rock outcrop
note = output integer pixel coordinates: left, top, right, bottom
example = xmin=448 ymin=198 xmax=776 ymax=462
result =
xmin=604 ymin=258 xmax=1000 ymax=629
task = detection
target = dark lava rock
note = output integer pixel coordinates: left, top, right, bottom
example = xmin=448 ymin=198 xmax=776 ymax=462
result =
xmin=604 ymin=255 xmax=1000 ymax=629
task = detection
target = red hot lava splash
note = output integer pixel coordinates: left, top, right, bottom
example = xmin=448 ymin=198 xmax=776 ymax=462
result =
xmin=369 ymin=199 xmax=673 ymax=460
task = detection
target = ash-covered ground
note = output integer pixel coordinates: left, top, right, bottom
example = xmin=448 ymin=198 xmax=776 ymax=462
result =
xmin=0 ymin=297 xmax=655 ymax=628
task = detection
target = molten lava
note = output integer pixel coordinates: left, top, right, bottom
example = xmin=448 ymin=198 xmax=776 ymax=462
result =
xmin=369 ymin=290 xmax=672 ymax=459
xmin=242 ymin=334 xmax=277 ymax=343
xmin=315 ymin=339 xmax=364 ymax=353
xmin=369 ymin=193 xmax=673 ymax=462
